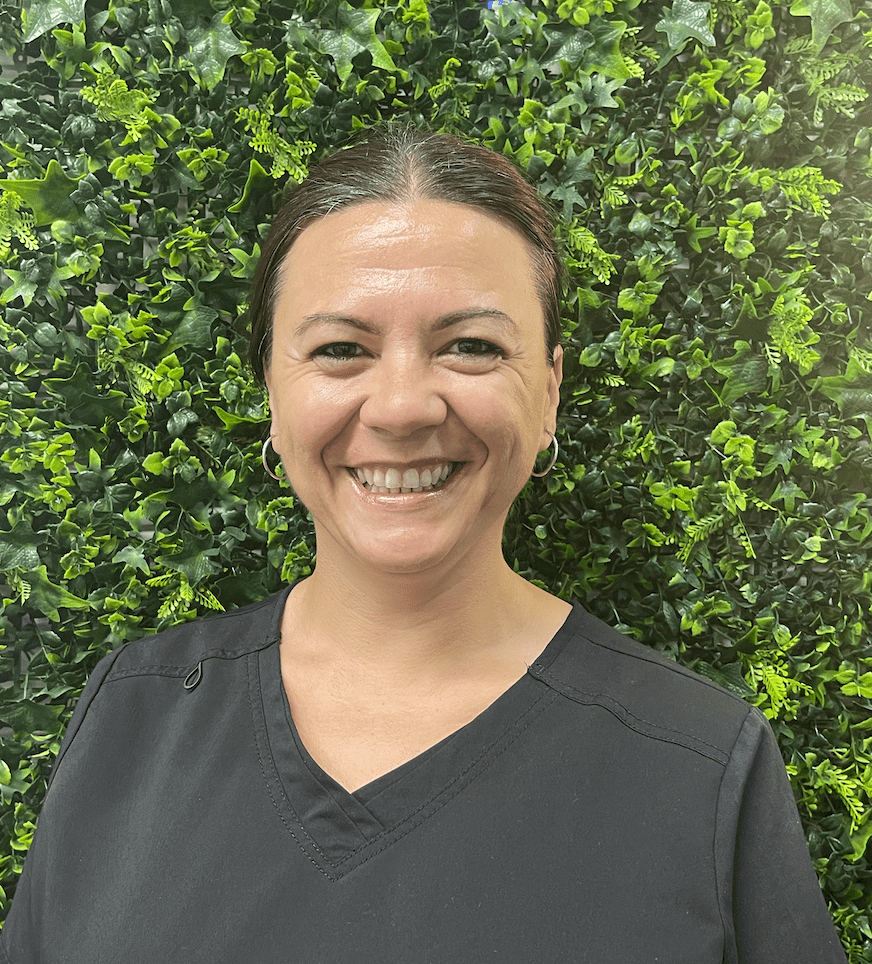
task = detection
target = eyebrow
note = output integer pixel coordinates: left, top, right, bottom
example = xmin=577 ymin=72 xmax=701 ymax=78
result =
xmin=294 ymin=308 xmax=518 ymax=338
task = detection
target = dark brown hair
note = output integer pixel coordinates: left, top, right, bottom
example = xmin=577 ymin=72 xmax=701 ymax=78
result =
xmin=247 ymin=121 xmax=564 ymax=384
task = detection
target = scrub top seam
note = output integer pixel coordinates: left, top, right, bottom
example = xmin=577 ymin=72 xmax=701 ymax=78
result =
xmin=326 ymin=687 xmax=559 ymax=875
xmin=255 ymin=673 xmax=557 ymax=879
xmin=531 ymin=665 xmax=730 ymax=764
xmin=246 ymin=650 xmax=335 ymax=879
xmin=279 ymin=675 xmax=387 ymax=836
xmin=711 ymin=706 xmax=753 ymax=964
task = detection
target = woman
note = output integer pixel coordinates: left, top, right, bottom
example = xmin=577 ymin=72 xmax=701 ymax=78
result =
xmin=1 ymin=125 xmax=846 ymax=963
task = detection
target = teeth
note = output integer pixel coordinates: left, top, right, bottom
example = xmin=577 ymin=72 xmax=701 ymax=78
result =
xmin=352 ymin=463 xmax=456 ymax=493
xmin=384 ymin=468 xmax=402 ymax=489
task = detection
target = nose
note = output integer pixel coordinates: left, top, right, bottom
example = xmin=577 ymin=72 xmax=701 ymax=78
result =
xmin=358 ymin=353 xmax=448 ymax=437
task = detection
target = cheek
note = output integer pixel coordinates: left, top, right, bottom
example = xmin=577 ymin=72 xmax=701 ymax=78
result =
xmin=271 ymin=380 xmax=357 ymax=458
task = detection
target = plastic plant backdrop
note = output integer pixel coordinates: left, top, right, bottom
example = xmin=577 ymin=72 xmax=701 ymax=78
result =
xmin=0 ymin=0 xmax=871 ymax=954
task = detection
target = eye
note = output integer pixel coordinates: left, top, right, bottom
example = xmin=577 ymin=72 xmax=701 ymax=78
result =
xmin=311 ymin=342 xmax=366 ymax=361
xmin=445 ymin=338 xmax=503 ymax=358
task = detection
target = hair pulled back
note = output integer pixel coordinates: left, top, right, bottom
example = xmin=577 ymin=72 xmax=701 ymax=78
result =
xmin=247 ymin=122 xmax=564 ymax=384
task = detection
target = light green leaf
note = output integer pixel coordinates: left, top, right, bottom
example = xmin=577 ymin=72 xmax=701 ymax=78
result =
xmin=22 ymin=0 xmax=86 ymax=43
xmin=588 ymin=19 xmax=633 ymax=81
xmin=789 ymin=0 xmax=853 ymax=54
xmin=0 ymin=269 xmax=39 ymax=307
xmin=114 ymin=545 xmax=151 ymax=574
xmin=320 ymin=3 xmax=397 ymax=83
xmin=23 ymin=566 xmax=91 ymax=621
xmin=186 ymin=13 xmax=245 ymax=91
xmin=0 ymin=160 xmax=81 ymax=225
xmin=656 ymin=0 xmax=715 ymax=60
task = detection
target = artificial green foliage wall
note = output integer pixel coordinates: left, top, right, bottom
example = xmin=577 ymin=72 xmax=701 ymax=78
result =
xmin=0 ymin=0 xmax=870 ymax=954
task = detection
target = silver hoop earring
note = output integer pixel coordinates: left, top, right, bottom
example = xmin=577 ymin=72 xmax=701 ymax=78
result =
xmin=531 ymin=433 xmax=558 ymax=478
xmin=261 ymin=436 xmax=282 ymax=481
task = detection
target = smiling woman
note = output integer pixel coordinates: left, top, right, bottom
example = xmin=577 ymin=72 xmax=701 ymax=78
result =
xmin=0 ymin=124 xmax=847 ymax=964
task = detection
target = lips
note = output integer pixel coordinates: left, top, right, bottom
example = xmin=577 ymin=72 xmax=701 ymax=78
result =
xmin=350 ymin=462 xmax=460 ymax=493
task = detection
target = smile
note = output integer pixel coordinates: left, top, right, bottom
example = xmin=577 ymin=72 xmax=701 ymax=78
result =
xmin=349 ymin=463 xmax=460 ymax=494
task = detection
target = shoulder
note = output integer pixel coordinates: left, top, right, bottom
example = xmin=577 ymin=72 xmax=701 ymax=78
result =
xmin=530 ymin=604 xmax=759 ymax=765
xmin=101 ymin=587 xmax=289 ymax=682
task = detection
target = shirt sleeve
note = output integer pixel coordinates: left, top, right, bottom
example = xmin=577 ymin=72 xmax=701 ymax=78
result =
xmin=0 ymin=648 xmax=123 ymax=963
xmin=715 ymin=705 xmax=847 ymax=964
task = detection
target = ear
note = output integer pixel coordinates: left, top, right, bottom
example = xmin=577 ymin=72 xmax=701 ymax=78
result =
xmin=263 ymin=369 xmax=281 ymax=454
xmin=545 ymin=344 xmax=563 ymax=432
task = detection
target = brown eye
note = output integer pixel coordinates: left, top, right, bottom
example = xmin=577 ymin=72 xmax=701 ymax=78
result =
xmin=448 ymin=339 xmax=502 ymax=357
xmin=312 ymin=342 xmax=365 ymax=360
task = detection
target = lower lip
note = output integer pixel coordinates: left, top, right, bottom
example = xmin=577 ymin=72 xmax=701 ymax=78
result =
xmin=347 ymin=465 xmax=464 ymax=503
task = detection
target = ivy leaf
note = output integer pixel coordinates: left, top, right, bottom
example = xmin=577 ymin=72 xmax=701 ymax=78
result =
xmin=186 ymin=13 xmax=245 ymax=91
xmin=22 ymin=0 xmax=86 ymax=43
xmin=0 ymin=269 xmax=39 ymax=307
xmin=656 ymin=0 xmax=715 ymax=67
xmin=114 ymin=545 xmax=151 ymax=575
xmin=22 ymin=565 xmax=91 ymax=621
xmin=541 ymin=24 xmax=595 ymax=71
xmin=789 ymin=0 xmax=854 ymax=54
xmin=0 ymin=160 xmax=80 ymax=225
xmin=161 ymin=306 xmax=219 ymax=354
xmin=157 ymin=533 xmax=219 ymax=585
xmin=816 ymin=358 xmax=872 ymax=418
xmin=713 ymin=342 xmax=768 ymax=405
xmin=0 ymin=699 xmax=62 ymax=735
xmin=320 ymin=3 xmax=397 ymax=83
xmin=588 ymin=20 xmax=633 ymax=81
xmin=0 ymin=520 xmax=42 ymax=571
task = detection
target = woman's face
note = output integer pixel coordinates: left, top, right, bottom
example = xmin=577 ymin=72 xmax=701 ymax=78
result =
xmin=265 ymin=199 xmax=562 ymax=578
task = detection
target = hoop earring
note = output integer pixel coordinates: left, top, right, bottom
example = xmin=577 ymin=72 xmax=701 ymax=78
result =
xmin=261 ymin=436 xmax=282 ymax=481
xmin=531 ymin=433 xmax=558 ymax=478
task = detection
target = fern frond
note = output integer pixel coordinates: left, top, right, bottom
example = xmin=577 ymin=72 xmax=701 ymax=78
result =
xmin=678 ymin=512 xmax=724 ymax=563
xmin=0 ymin=189 xmax=38 ymax=260
xmin=565 ymin=225 xmax=619 ymax=283
xmin=81 ymin=69 xmax=155 ymax=141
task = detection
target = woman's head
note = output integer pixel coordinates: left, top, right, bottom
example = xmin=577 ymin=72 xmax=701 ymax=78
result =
xmin=261 ymin=195 xmax=562 ymax=577
xmin=247 ymin=122 xmax=564 ymax=384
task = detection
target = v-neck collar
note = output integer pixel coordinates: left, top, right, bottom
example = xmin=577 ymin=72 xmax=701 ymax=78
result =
xmin=249 ymin=582 xmax=583 ymax=879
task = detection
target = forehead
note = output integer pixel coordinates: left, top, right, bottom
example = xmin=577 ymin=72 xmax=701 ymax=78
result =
xmin=275 ymin=199 xmax=540 ymax=321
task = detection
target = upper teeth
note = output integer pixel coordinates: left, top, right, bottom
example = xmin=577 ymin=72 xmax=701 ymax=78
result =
xmin=354 ymin=464 xmax=454 ymax=492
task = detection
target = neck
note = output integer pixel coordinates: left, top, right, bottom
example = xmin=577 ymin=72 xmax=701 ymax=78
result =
xmin=285 ymin=546 xmax=551 ymax=674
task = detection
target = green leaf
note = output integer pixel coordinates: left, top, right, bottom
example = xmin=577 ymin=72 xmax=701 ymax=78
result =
xmin=588 ymin=19 xmax=634 ymax=81
xmin=815 ymin=358 xmax=872 ymax=418
xmin=0 ymin=699 xmax=62 ymax=735
xmin=22 ymin=0 xmax=86 ymax=43
xmin=656 ymin=0 xmax=715 ymax=64
xmin=0 ymin=269 xmax=39 ymax=307
xmin=847 ymin=818 xmax=872 ymax=862
xmin=713 ymin=343 xmax=768 ymax=405
xmin=21 ymin=566 xmax=91 ymax=621
xmin=114 ymin=545 xmax=151 ymax=574
xmin=789 ymin=0 xmax=854 ymax=54
xmin=161 ymin=306 xmax=218 ymax=354
xmin=0 ymin=520 xmax=43 ymax=571
xmin=186 ymin=13 xmax=245 ymax=91
xmin=320 ymin=3 xmax=398 ymax=83
xmin=157 ymin=533 xmax=219 ymax=585
xmin=0 ymin=160 xmax=81 ymax=225
xmin=227 ymin=158 xmax=272 ymax=214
